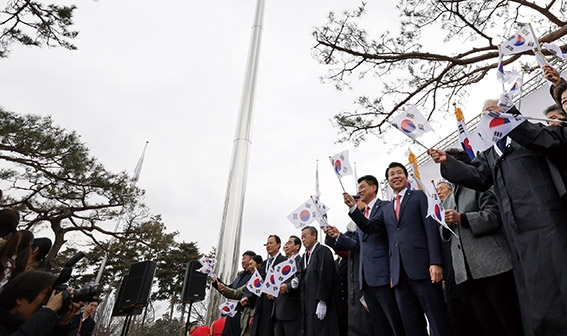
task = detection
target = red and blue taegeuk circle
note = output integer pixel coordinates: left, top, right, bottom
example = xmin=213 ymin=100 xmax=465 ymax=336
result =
xmin=401 ymin=119 xmax=416 ymax=133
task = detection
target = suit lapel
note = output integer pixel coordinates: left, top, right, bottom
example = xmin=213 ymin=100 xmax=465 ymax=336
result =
xmin=399 ymin=190 xmax=413 ymax=222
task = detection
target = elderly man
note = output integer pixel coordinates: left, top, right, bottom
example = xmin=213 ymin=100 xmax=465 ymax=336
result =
xmin=298 ymin=226 xmax=339 ymax=336
xmin=428 ymin=98 xmax=567 ymax=335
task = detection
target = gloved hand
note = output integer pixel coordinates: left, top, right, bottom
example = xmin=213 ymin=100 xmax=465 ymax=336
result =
xmin=291 ymin=277 xmax=299 ymax=289
xmin=316 ymin=301 xmax=327 ymax=320
xmin=497 ymin=92 xmax=514 ymax=113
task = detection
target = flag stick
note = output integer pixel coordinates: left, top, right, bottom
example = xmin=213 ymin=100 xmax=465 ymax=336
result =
xmin=353 ymin=162 xmax=359 ymax=192
xmin=497 ymin=112 xmax=567 ymax=124
xmin=429 ymin=180 xmax=458 ymax=238
xmin=310 ymin=195 xmax=329 ymax=229
xmin=528 ymin=23 xmax=544 ymax=55
xmin=497 ymin=45 xmax=506 ymax=92
xmin=518 ymin=71 xmax=525 ymax=111
xmin=329 ymin=156 xmax=347 ymax=192
xmin=413 ymin=139 xmax=429 ymax=150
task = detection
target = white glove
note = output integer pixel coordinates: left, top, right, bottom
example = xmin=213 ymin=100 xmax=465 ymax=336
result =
xmin=497 ymin=92 xmax=514 ymax=113
xmin=291 ymin=277 xmax=299 ymax=289
xmin=316 ymin=301 xmax=327 ymax=320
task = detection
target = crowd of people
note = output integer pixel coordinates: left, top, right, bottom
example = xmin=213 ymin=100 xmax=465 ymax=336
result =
xmin=0 ymin=61 xmax=566 ymax=336
xmin=0 ymin=209 xmax=99 ymax=336
xmin=206 ymin=66 xmax=567 ymax=336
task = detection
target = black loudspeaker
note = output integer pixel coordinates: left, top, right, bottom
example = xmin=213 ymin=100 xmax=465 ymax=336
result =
xmin=181 ymin=260 xmax=207 ymax=303
xmin=115 ymin=261 xmax=156 ymax=310
xmin=112 ymin=275 xmax=143 ymax=316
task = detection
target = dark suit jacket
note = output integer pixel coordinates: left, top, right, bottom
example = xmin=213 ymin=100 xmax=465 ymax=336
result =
xmin=299 ymin=243 xmax=339 ymax=336
xmin=250 ymin=253 xmax=287 ymax=336
xmin=69 ymin=314 xmax=95 ymax=336
xmin=274 ymin=255 xmax=301 ymax=321
xmin=336 ymin=199 xmax=390 ymax=288
xmin=351 ymin=189 xmax=443 ymax=287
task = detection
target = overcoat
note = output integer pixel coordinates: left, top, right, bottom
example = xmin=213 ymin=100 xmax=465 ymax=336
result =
xmin=298 ymin=243 xmax=339 ymax=336
xmin=325 ymin=229 xmax=374 ymax=336
xmin=441 ymin=186 xmax=512 ymax=285
xmin=441 ymin=115 xmax=567 ymax=335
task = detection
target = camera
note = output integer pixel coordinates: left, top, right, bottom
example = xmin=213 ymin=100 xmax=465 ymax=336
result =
xmin=53 ymin=252 xmax=99 ymax=315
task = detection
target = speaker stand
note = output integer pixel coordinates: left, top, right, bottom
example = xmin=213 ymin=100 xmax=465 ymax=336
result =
xmin=120 ymin=310 xmax=133 ymax=336
xmin=184 ymin=301 xmax=194 ymax=336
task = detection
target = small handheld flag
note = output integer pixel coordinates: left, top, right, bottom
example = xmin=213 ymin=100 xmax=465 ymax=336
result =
xmin=261 ymin=267 xmax=282 ymax=297
xmin=196 ymin=257 xmax=217 ymax=277
xmin=500 ymin=25 xmax=538 ymax=56
xmin=426 ymin=180 xmax=457 ymax=238
xmin=288 ymin=197 xmax=329 ymax=230
xmin=273 ymin=257 xmax=297 ymax=283
xmin=246 ymin=269 xmax=264 ymax=297
xmin=474 ymin=111 xmax=523 ymax=146
xmin=453 ymin=103 xmax=478 ymax=160
xmin=388 ymin=106 xmax=432 ymax=149
xmin=329 ymin=150 xmax=354 ymax=192
xmin=218 ymin=301 xmax=238 ymax=317
xmin=542 ymin=42 xmax=567 ymax=60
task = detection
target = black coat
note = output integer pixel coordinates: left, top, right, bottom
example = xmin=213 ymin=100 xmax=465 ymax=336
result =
xmin=273 ymin=255 xmax=301 ymax=321
xmin=68 ymin=314 xmax=95 ymax=336
xmin=298 ymin=243 xmax=339 ymax=336
xmin=325 ymin=230 xmax=374 ymax=336
xmin=442 ymin=118 xmax=567 ymax=335
xmin=0 ymin=307 xmax=70 ymax=336
xmin=250 ymin=253 xmax=287 ymax=336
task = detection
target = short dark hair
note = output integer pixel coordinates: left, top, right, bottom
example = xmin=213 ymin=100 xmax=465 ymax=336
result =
xmin=357 ymin=175 xmax=379 ymax=195
xmin=290 ymin=235 xmax=302 ymax=252
xmin=252 ymin=255 xmax=263 ymax=265
xmin=268 ymin=234 xmax=281 ymax=245
xmin=385 ymin=162 xmax=408 ymax=180
xmin=0 ymin=270 xmax=56 ymax=310
xmin=87 ymin=298 xmax=100 ymax=305
xmin=242 ymin=250 xmax=256 ymax=258
xmin=0 ymin=209 xmax=19 ymax=238
xmin=554 ymin=82 xmax=567 ymax=108
xmin=32 ymin=237 xmax=52 ymax=262
xmin=446 ymin=148 xmax=471 ymax=164
xmin=301 ymin=226 xmax=318 ymax=238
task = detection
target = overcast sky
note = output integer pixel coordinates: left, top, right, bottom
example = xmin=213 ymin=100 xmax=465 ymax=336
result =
xmin=1 ymin=0 xmax=545 ymax=268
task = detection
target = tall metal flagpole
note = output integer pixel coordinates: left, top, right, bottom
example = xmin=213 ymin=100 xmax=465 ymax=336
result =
xmin=95 ymin=141 xmax=149 ymax=284
xmin=206 ymin=0 xmax=266 ymax=324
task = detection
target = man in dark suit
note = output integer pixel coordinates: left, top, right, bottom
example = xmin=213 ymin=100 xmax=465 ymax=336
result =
xmin=298 ymin=226 xmax=339 ymax=336
xmin=327 ymin=175 xmax=405 ymax=336
xmin=68 ymin=299 xmax=98 ymax=336
xmin=249 ymin=235 xmax=286 ymax=336
xmin=344 ymin=162 xmax=449 ymax=336
xmin=213 ymin=250 xmax=256 ymax=336
xmin=274 ymin=235 xmax=302 ymax=336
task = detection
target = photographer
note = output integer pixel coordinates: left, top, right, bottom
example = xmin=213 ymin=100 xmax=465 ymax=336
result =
xmin=0 ymin=230 xmax=34 ymax=288
xmin=0 ymin=270 xmax=80 ymax=336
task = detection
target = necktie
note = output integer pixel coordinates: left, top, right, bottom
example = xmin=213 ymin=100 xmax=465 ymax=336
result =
xmin=364 ymin=206 xmax=370 ymax=218
xmin=395 ymin=194 xmax=401 ymax=220
xmin=497 ymin=136 xmax=508 ymax=153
